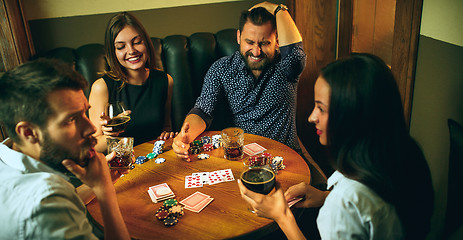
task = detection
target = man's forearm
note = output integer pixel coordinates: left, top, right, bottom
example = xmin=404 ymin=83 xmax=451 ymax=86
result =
xmin=275 ymin=7 xmax=302 ymax=46
xmin=93 ymin=182 xmax=130 ymax=240
xmin=183 ymin=113 xmax=207 ymax=142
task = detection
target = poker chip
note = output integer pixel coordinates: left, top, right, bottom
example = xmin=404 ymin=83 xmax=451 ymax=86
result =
xmin=201 ymin=136 xmax=212 ymax=144
xmin=135 ymin=156 xmax=147 ymax=164
xmin=156 ymin=205 xmax=169 ymax=213
xmin=192 ymin=140 xmax=203 ymax=147
xmin=155 ymin=158 xmax=166 ymax=164
xmin=155 ymin=209 xmax=170 ymax=220
xmin=146 ymin=152 xmax=157 ymax=159
xmin=189 ymin=145 xmax=201 ymax=154
xmin=247 ymin=155 xmax=267 ymax=167
xmin=163 ymin=199 xmax=178 ymax=207
xmin=197 ymin=153 xmax=210 ymax=160
xmin=169 ymin=205 xmax=184 ymax=217
xmin=202 ymin=143 xmax=214 ymax=152
xmin=262 ymin=152 xmax=272 ymax=158
xmin=163 ymin=215 xmax=178 ymax=226
xmin=271 ymin=156 xmax=286 ymax=170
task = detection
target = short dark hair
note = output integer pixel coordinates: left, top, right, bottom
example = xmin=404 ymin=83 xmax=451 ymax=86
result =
xmin=239 ymin=7 xmax=276 ymax=32
xmin=0 ymin=58 xmax=88 ymax=143
xmin=104 ymin=12 xmax=156 ymax=83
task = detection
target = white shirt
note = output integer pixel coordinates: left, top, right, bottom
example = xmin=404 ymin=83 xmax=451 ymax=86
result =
xmin=0 ymin=139 xmax=97 ymax=239
xmin=317 ymin=171 xmax=403 ymax=240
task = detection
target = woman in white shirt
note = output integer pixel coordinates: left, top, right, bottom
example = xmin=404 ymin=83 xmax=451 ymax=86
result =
xmin=238 ymin=53 xmax=434 ymax=239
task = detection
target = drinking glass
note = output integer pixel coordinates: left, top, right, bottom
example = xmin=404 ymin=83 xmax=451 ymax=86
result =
xmin=240 ymin=167 xmax=276 ymax=195
xmin=221 ymin=127 xmax=244 ymax=160
xmin=107 ymin=137 xmax=134 ymax=169
xmin=105 ymin=102 xmax=131 ymax=133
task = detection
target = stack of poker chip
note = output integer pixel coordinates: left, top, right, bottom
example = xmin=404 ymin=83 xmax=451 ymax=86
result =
xmin=201 ymin=136 xmax=212 ymax=144
xmin=202 ymin=143 xmax=214 ymax=152
xmin=189 ymin=140 xmax=202 ymax=155
xmin=271 ymin=156 xmax=285 ymax=172
xmin=211 ymin=134 xmax=222 ymax=149
xmin=135 ymin=156 xmax=148 ymax=164
xmin=152 ymin=140 xmax=165 ymax=155
xmin=247 ymin=155 xmax=267 ymax=167
xmin=155 ymin=199 xmax=182 ymax=226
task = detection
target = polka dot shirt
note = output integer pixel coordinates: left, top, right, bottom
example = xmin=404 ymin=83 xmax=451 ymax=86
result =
xmin=193 ymin=43 xmax=306 ymax=150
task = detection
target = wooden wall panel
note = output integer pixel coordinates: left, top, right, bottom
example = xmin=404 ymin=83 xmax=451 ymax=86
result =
xmin=288 ymin=0 xmax=338 ymax=175
xmin=391 ymin=0 xmax=423 ymax=126
xmin=0 ymin=0 xmax=34 ymax=71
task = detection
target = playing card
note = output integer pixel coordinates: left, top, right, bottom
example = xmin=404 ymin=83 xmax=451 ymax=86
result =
xmin=185 ymin=175 xmax=203 ymax=188
xmin=192 ymin=172 xmax=210 ymax=184
xmin=243 ymin=143 xmax=267 ymax=156
xmin=149 ymin=183 xmax=173 ymax=199
xmin=147 ymin=183 xmax=175 ymax=203
xmin=184 ymin=197 xmax=214 ymax=213
xmin=208 ymin=171 xmax=224 ymax=185
xmin=219 ymin=169 xmax=235 ymax=182
xmin=180 ymin=191 xmax=211 ymax=208
xmin=287 ymin=197 xmax=303 ymax=208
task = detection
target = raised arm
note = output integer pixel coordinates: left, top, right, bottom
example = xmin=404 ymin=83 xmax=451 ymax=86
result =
xmin=249 ymin=1 xmax=302 ymax=46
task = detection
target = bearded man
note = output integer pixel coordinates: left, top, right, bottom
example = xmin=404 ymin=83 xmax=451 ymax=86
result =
xmin=0 ymin=58 xmax=130 ymax=239
xmin=173 ymin=2 xmax=306 ymax=159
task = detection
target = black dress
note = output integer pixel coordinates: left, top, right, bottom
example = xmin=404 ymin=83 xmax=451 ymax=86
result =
xmin=103 ymin=69 xmax=168 ymax=146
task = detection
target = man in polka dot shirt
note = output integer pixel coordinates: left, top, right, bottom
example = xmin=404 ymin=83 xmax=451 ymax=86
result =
xmin=173 ymin=1 xmax=306 ymax=160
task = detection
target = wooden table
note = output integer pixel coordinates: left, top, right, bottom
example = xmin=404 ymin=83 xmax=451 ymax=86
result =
xmin=87 ymin=131 xmax=311 ymax=239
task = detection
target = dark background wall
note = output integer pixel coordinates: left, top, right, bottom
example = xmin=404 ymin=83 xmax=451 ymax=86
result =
xmin=28 ymin=0 xmax=283 ymax=55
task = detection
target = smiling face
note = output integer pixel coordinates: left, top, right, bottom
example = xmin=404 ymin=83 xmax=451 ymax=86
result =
xmin=309 ymin=76 xmax=331 ymax=146
xmin=237 ymin=21 xmax=278 ymax=78
xmin=114 ymin=25 xmax=148 ymax=73
xmin=39 ymin=89 xmax=97 ymax=172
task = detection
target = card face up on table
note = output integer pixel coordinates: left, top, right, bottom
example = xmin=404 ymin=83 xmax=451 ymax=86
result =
xmin=185 ymin=169 xmax=235 ymax=188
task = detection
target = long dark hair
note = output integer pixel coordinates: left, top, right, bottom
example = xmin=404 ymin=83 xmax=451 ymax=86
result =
xmin=103 ymin=12 xmax=156 ymax=83
xmin=320 ymin=53 xmax=434 ymax=238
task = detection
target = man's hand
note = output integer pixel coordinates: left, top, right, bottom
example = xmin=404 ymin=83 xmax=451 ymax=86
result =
xmin=172 ymin=122 xmax=192 ymax=160
xmin=62 ymin=151 xmax=112 ymax=190
xmin=249 ymin=1 xmax=278 ymax=14
xmin=284 ymin=182 xmax=329 ymax=208
xmin=158 ymin=131 xmax=178 ymax=141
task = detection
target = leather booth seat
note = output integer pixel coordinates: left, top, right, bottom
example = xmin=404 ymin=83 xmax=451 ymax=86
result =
xmin=41 ymin=29 xmax=238 ymax=132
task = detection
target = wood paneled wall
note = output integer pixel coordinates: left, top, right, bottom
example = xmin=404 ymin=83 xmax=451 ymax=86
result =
xmin=0 ymin=0 xmax=34 ymax=72
xmin=287 ymin=0 xmax=338 ymax=175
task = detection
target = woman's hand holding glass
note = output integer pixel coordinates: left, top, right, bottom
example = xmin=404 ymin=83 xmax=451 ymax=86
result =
xmin=100 ymin=102 xmax=131 ymax=136
xmin=237 ymin=180 xmax=289 ymax=220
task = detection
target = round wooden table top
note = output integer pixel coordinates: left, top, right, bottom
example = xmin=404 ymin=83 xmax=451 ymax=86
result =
xmin=87 ymin=131 xmax=311 ymax=240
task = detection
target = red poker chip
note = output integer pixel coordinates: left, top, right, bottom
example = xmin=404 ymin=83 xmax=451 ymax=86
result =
xmin=155 ymin=210 xmax=170 ymax=220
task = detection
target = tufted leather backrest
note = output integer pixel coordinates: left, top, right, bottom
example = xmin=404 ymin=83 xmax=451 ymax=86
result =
xmin=41 ymin=29 xmax=238 ymax=132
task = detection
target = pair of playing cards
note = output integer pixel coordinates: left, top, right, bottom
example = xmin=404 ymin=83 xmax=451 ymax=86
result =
xmin=185 ymin=169 xmax=235 ymax=188
xmin=147 ymin=183 xmax=175 ymax=203
xmin=180 ymin=191 xmax=214 ymax=213
xmin=243 ymin=143 xmax=267 ymax=156
xmin=287 ymin=197 xmax=303 ymax=208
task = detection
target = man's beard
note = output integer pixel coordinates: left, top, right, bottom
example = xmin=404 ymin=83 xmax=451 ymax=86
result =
xmin=39 ymin=132 xmax=97 ymax=173
xmin=241 ymin=49 xmax=275 ymax=71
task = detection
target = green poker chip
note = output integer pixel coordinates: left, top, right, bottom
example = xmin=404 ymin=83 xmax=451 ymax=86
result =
xmin=146 ymin=152 xmax=157 ymax=159
xmin=163 ymin=199 xmax=178 ymax=207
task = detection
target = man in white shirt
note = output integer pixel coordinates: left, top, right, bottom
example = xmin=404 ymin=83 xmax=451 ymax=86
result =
xmin=0 ymin=58 xmax=130 ymax=239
